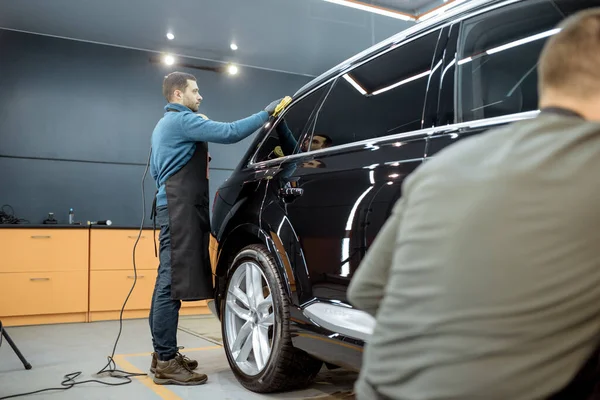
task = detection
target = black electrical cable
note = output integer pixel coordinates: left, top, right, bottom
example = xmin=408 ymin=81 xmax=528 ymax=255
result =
xmin=0 ymin=148 xmax=153 ymax=400
xmin=0 ymin=205 xmax=29 ymax=225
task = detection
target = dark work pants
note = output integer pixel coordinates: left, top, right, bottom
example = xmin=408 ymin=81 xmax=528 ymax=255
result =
xmin=149 ymin=205 xmax=181 ymax=361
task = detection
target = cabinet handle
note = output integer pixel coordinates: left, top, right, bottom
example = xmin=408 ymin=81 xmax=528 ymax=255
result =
xmin=128 ymin=235 xmax=145 ymax=239
xmin=30 ymin=235 xmax=51 ymax=239
xmin=127 ymin=275 xmax=145 ymax=279
xmin=30 ymin=277 xmax=50 ymax=281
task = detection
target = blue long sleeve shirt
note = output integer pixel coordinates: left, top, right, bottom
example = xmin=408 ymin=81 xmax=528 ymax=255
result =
xmin=150 ymin=103 xmax=269 ymax=207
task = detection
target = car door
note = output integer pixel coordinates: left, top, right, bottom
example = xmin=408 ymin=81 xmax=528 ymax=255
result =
xmin=274 ymin=28 xmax=444 ymax=318
xmin=426 ymin=0 xmax=566 ymax=157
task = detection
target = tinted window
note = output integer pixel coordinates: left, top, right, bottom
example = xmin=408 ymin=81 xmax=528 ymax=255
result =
xmin=553 ymin=0 xmax=599 ymax=16
xmin=253 ymin=83 xmax=331 ymax=163
xmin=457 ymin=0 xmax=563 ymax=122
xmin=304 ymin=30 xmax=440 ymax=150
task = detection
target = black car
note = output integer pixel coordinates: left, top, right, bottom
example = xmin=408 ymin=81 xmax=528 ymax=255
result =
xmin=207 ymin=0 xmax=598 ymax=393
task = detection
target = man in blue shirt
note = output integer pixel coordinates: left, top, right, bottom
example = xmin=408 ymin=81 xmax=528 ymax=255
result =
xmin=148 ymin=71 xmax=282 ymax=385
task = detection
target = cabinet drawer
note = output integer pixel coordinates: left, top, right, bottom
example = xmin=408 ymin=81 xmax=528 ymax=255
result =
xmin=0 ymin=271 xmax=88 ymax=316
xmin=90 ymin=270 xmax=158 ymax=311
xmin=0 ymin=229 xmax=88 ymax=273
xmin=182 ymin=300 xmax=207 ymax=308
xmin=90 ymin=230 xmax=158 ymax=270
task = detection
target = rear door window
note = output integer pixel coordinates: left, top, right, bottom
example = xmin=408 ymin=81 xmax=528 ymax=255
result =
xmin=303 ymin=30 xmax=441 ymax=150
xmin=457 ymin=0 xmax=563 ymax=122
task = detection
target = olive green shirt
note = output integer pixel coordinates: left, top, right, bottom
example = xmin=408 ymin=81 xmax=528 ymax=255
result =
xmin=348 ymin=112 xmax=600 ymax=400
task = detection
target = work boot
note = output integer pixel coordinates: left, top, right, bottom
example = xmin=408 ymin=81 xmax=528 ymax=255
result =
xmin=150 ymin=351 xmax=199 ymax=373
xmin=153 ymin=354 xmax=208 ymax=386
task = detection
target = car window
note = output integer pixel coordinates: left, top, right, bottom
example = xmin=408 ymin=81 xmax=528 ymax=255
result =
xmin=302 ymin=30 xmax=440 ymax=151
xmin=457 ymin=0 xmax=563 ymax=122
xmin=553 ymin=0 xmax=599 ymax=17
xmin=252 ymin=83 xmax=332 ymax=163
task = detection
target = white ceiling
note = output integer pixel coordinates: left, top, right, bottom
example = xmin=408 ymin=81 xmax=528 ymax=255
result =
xmin=0 ymin=0 xmax=443 ymax=77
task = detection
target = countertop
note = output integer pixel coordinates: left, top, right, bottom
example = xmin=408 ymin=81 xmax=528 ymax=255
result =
xmin=0 ymin=224 xmax=155 ymax=229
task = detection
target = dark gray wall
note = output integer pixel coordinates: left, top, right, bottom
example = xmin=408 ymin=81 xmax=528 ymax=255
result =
xmin=0 ymin=30 xmax=311 ymax=226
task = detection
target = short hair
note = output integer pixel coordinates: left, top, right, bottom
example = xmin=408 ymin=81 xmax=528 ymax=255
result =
xmin=315 ymin=134 xmax=333 ymax=147
xmin=162 ymin=72 xmax=197 ymax=102
xmin=539 ymin=8 xmax=600 ymax=98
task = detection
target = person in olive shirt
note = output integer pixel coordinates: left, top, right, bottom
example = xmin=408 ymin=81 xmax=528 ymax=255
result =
xmin=349 ymin=9 xmax=600 ymax=400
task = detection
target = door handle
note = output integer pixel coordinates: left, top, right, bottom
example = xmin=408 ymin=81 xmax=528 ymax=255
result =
xmin=30 ymin=277 xmax=50 ymax=281
xmin=30 ymin=235 xmax=51 ymax=239
xmin=279 ymin=187 xmax=304 ymax=200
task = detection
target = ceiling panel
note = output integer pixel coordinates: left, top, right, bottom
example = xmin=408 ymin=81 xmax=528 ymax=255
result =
xmin=0 ymin=0 xmax=424 ymax=78
xmin=373 ymin=0 xmax=441 ymax=14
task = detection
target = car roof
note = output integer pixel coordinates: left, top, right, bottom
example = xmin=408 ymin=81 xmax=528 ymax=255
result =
xmin=293 ymin=0 xmax=511 ymax=98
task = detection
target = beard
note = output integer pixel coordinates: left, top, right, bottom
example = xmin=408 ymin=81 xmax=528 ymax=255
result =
xmin=185 ymin=98 xmax=199 ymax=112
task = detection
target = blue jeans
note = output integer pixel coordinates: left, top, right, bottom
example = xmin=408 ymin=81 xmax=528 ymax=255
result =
xmin=149 ymin=205 xmax=182 ymax=361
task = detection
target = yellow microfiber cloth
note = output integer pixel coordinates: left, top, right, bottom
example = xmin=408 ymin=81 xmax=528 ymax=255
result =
xmin=272 ymin=96 xmax=292 ymax=117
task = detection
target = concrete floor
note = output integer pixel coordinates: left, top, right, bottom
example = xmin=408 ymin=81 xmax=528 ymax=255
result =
xmin=0 ymin=315 xmax=357 ymax=399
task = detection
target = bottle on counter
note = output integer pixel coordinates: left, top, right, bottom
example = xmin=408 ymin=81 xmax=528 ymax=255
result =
xmin=68 ymin=208 xmax=74 ymax=225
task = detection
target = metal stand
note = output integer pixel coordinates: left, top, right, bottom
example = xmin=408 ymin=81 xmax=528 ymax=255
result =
xmin=0 ymin=320 xmax=32 ymax=370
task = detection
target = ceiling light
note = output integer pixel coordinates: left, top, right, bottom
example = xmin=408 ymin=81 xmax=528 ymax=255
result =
xmin=230 ymin=43 xmax=238 ymax=51
xmin=164 ymin=55 xmax=175 ymax=65
xmin=418 ymin=0 xmax=469 ymax=22
xmin=227 ymin=64 xmax=239 ymax=75
xmin=323 ymin=0 xmax=414 ymax=21
xmin=389 ymin=173 xmax=400 ymax=178
xmin=166 ymin=32 xmax=175 ymax=40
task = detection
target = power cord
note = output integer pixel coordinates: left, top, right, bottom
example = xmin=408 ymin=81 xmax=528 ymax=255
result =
xmin=0 ymin=205 xmax=29 ymax=225
xmin=0 ymin=148 xmax=153 ymax=400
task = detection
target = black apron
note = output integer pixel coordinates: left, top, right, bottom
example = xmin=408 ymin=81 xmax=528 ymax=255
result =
xmin=152 ymin=109 xmax=214 ymax=301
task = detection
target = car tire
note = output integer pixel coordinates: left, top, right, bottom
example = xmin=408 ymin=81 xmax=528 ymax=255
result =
xmin=221 ymin=244 xmax=323 ymax=393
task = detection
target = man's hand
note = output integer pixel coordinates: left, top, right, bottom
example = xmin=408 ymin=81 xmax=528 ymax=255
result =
xmin=264 ymin=98 xmax=284 ymax=116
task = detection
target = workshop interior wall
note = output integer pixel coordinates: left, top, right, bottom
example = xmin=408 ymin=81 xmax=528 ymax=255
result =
xmin=0 ymin=29 xmax=311 ymax=226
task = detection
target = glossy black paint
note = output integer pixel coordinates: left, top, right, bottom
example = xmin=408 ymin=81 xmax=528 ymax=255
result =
xmin=210 ymin=0 xmax=596 ymax=372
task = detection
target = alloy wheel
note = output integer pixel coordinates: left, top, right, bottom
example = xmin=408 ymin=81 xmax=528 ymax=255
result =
xmin=225 ymin=261 xmax=275 ymax=376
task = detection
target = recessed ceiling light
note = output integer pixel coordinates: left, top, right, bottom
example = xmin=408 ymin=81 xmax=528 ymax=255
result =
xmin=230 ymin=43 xmax=238 ymax=51
xmin=164 ymin=55 xmax=175 ymax=65
xmin=166 ymin=32 xmax=175 ymax=40
xmin=323 ymin=0 xmax=414 ymax=21
xmin=227 ymin=64 xmax=239 ymax=75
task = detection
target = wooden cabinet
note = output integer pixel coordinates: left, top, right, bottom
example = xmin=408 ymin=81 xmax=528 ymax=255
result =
xmin=90 ymin=229 xmax=158 ymax=271
xmin=0 ymin=229 xmax=88 ymax=273
xmin=0 ymin=228 xmax=89 ymax=326
xmin=0 ymin=271 xmax=88 ymax=316
xmin=88 ymin=228 xmax=209 ymax=322
xmin=0 ymin=227 xmax=209 ymax=327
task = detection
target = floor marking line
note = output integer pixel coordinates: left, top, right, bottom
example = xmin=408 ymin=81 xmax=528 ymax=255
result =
xmin=111 ymin=354 xmax=182 ymax=400
xmin=177 ymin=326 xmax=224 ymax=346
